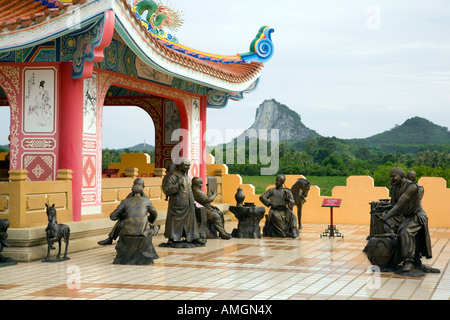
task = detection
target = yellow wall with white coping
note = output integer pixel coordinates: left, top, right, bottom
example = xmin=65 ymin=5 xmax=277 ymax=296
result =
xmin=108 ymin=153 xmax=155 ymax=177
xmin=207 ymin=163 xmax=450 ymax=228
xmin=2 ymin=164 xmax=449 ymax=229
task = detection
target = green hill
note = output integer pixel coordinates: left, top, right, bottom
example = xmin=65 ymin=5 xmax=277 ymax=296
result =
xmin=119 ymin=143 xmax=155 ymax=151
xmin=347 ymin=117 xmax=450 ymax=152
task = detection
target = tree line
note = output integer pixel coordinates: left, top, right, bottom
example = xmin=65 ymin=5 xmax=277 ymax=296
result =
xmin=211 ymin=136 xmax=450 ymax=189
xmin=102 ymin=148 xmax=155 ymax=170
xmin=5 ymin=138 xmax=449 ymax=190
xmin=101 ymin=136 xmax=450 ymax=189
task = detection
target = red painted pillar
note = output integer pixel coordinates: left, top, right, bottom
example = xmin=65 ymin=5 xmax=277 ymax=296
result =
xmin=173 ymin=99 xmax=189 ymax=159
xmin=58 ymin=62 xmax=84 ymax=221
xmin=200 ymin=96 xmax=207 ymax=192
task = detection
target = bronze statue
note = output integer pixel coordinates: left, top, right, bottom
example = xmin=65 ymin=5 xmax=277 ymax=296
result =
xmin=229 ymin=187 xmax=265 ymax=238
xmin=110 ymin=184 xmax=159 ymax=265
xmin=192 ymin=177 xmax=231 ymax=239
xmin=98 ymin=177 xmax=148 ymax=245
xmin=163 ymin=161 xmax=177 ymax=201
xmin=160 ymin=157 xmax=206 ymax=248
xmin=0 ymin=219 xmax=17 ymax=267
xmin=260 ymin=174 xmax=299 ymax=238
xmin=407 ymin=170 xmax=424 ymax=200
xmin=365 ymin=167 xmax=440 ymax=276
xmin=290 ymin=178 xmax=310 ymax=229
xmin=43 ymin=204 xmax=70 ymax=262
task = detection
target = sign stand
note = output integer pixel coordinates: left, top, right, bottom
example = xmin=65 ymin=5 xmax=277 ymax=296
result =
xmin=320 ymin=198 xmax=343 ymax=239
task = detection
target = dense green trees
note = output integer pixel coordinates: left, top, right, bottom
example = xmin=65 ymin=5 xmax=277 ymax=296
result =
xmin=102 ymin=148 xmax=155 ymax=170
xmin=99 ymin=135 xmax=450 ymax=190
xmin=216 ymin=136 xmax=450 ymax=188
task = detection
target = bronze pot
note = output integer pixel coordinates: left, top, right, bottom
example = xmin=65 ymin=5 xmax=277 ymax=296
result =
xmin=364 ymin=233 xmax=397 ymax=268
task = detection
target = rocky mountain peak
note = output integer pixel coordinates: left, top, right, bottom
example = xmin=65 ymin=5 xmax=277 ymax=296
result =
xmin=237 ymin=99 xmax=319 ymax=141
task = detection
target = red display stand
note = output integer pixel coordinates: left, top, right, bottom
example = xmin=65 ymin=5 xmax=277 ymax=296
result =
xmin=320 ymin=199 xmax=343 ymax=238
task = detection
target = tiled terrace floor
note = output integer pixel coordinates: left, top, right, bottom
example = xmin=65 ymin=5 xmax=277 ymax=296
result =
xmin=0 ymin=221 xmax=449 ymax=301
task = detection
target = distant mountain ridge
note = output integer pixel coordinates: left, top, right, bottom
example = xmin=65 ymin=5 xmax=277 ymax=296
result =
xmin=106 ymin=102 xmax=450 ymax=152
xmin=349 ymin=117 xmax=450 ymax=147
xmin=116 ymin=143 xmax=155 ymax=151
xmin=226 ymin=99 xmax=450 ymax=150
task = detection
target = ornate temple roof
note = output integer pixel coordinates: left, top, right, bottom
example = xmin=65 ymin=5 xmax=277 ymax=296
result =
xmin=0 ymin=0 xmax=77 ymax=31
xmin=0 ymin=0 xmax=274 ymax=96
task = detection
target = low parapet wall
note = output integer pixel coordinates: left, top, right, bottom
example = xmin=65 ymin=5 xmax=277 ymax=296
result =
xmin=3 ymin=165 xmax=449 ymax=229
xmin=208 ymin=164 xmax=450 ymax=228
xmin=0 ymin=169 xmax=73 ymax=229
xmin=101 ymin=175 xmax=167 ymax=216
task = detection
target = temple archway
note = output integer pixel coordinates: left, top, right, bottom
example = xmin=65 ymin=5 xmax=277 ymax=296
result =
xmin=0 ymin=87 xmax=10 ymax=180
xmin=101 ymin=104 xmax=156 ymax=174
xmin=101 ymin=81 xmax=191 ymax=172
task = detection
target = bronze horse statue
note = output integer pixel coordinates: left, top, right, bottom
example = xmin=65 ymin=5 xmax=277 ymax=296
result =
xmin=44 ymin=204 xmax=70 ymax=261
xmin=290 ymin=178 xmax=310 ymax=229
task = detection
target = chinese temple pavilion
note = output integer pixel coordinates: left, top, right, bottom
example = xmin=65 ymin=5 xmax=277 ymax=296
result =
xmin=0 ymin=0 xmax=273 ymax=226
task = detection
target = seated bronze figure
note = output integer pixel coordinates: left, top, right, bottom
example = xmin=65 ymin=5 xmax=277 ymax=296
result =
xmin=260 ymin=174 xmax=299 ymax=238
xmin=110 ymin=183 xmax=159 ymax=265
xmin=98 ymin=177 xmax=148 ymax=246
xmin=364 ymin=167 xmax=440 ymax=276
xmin=192 ymin=177 xmax=231 ymax=239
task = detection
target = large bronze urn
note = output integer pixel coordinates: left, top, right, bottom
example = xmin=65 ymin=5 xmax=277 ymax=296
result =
xmin=363 ymin=233 xmax=397 ymax=269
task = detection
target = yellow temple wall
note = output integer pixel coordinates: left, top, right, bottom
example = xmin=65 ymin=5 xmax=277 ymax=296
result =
xmin=107 ymin=153 xmax=155 ymax=177
xmin=211 ymin=163 xmax=450 ymax=228
xmin=101 ymin=175 xmax=167 ymax=216
xmin=2 ymin=162 xmax=449 ymax=229
xmin=418 ymin=177 xmax=450 ymax=228
xmin=0 ymin=169 xmax=73 ymax=228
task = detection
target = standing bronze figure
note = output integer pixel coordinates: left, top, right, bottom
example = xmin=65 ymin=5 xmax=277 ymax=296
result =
xmin=161 ymin=157 xmax=206 ymax=248
xmin=260 ymin=174 xmax=299 ymax=238
xmin=364 ymin=167 xmax=440 ymax=276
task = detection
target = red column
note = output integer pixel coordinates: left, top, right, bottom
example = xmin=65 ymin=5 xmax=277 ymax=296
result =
xmin=178 ymin=100 xmax=189 ymax=158
xmin=200 ymin=96 xmax=207 ymax=192
xmin=58 ymin=62 xmax=84 ymax=221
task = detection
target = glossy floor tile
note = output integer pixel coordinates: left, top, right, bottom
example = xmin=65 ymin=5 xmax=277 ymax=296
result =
xmin=0 ymin=221 xmax=448 ymax=300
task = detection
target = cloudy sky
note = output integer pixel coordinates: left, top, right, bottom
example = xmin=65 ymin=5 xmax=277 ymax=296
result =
xmin=106 ymin=0 xmax=450 ymax=147
xmin=181 ymin=0 xmax=450 ymax=144
xmin=1 ymin=0 xmax=449 ymax=148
